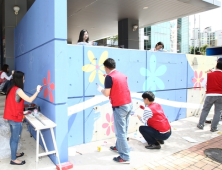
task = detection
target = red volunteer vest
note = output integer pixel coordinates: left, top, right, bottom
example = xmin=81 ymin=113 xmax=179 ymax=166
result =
xmin=0 ymin=71 xmax=6 ymax=85
xmin=206 ymin=71 xmax=222 ymax=94
xmin=109 ymin=70 xmax=131 ymax=107
xmin=3 ymin=86 xmax=24 ymax=122
xmin=147 ymin=103 xmax=171 ymax=132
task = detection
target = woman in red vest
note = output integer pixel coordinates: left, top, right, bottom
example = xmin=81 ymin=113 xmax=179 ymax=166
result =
xmin=135 ymin=91 xmax=171 ymax=149
xmin=3 ymin=71 xmax=42 ymax=165
xmin=0 ymin=64 xmax=14 ymax=95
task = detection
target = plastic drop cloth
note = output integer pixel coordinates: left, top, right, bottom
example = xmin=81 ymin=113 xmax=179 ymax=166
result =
xmin=0 ymin=118 xmax=22 ymax=159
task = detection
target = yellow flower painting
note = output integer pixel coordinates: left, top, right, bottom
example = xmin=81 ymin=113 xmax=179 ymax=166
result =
xmin=82 ymin=50 xmax=108 ymax=85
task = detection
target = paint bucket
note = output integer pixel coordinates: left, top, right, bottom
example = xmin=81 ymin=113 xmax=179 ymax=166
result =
xmin=97 ymin=146 xmax=101 ymax=152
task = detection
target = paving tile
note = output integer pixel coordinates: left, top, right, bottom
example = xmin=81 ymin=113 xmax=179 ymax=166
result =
xmin=157 ymin=159 xmax=168 ymax=165
xmin=201 ymin=164 xmax=216 ymax=170
xmin=165 ymin=162 xmax=178 ymax=169
xmin=177 ymin=162 xmax=190 ymax=169
xmin=153 ymin=165 xmax=168 ymax=170
xmin=193 ymin=161 xmax=208 ymax=168
xmin=150 ymin=161 xmax=160 ymax=167
xmin=145 ymin=164 xmax=155 ymax=169
xmin=193 ymin=155 xmax=205 ymax=161
xmin=202 ymin=160 xmax=218 ymax=167
xmin=179 ymin=150 xmax=190 ymax=155
xmin=173 ymin=153 xmax=184 ymax=158
xmin=183 ymin=156 xmax=198 ymax=163
xmin=187 ymin=153 xmax=198 ymax=158
xmin=188 ymin=166 xmax=202 ymax=170
xmin=216 ymin=165 xmax=222 ymax=169
xmin=136 ymin=165 xmax=150 ymax=170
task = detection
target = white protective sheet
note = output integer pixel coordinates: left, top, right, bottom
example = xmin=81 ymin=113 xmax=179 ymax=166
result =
xmin=0 ymin=118 xmax=22 ymax=159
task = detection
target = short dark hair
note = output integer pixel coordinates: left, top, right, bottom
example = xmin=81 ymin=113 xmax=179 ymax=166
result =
xmin=216 ymin=62 xmax=222 ymax=70
xmin=155 ymin=42 xmax=164 ymax=49
xmin=103 ymin=58 xmax=116 ymax=69
xmin=6 ymin=71 xmax=24 ymax=98
xmin=1 ymin=64 xmax=9 ymax=73
xmin=142 ymin=91 xmax=155 ymax=102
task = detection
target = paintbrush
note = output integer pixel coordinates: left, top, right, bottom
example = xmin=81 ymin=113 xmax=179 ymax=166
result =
xmin=30 ymin=85 xmax=45 ymax=91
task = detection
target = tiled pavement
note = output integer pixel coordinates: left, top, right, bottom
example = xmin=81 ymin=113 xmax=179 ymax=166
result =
xmin=134 ymin=135 xmax=222 ymax=170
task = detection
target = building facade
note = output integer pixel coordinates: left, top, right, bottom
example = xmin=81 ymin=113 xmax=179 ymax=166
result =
xmin=177 ymin=17 xmax=189 ymax=54
xmin=142 ymin=17 xmax=190 ymax=54
xmin=144 ymin=22 xmax=171 ymax=51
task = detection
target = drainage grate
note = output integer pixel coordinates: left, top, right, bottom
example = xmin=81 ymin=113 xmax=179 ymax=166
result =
xmin=204 ymin=148 xmax=222 ymax=164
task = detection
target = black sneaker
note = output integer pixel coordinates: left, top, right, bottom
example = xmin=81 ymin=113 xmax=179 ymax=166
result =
xmin=110 ymin=146 xmax=118 ymax=152
xmin=113 ymin=156 xmax=130 ymax=164
xmin=197 ymin=124 xmax=204 ymax=130
xmin=145 ymin=144 xmax=161 ymax=149
xmin=0 ymin=91 xmax=6 ymax=95
xmin=157 ymin=140 xmax=164 ymax=145
xmin=210 ymin=128 xmax=218 ymax=132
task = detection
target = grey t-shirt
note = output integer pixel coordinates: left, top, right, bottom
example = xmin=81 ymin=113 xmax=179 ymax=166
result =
xmin=16 ymin=88 xmax=21 ymax=103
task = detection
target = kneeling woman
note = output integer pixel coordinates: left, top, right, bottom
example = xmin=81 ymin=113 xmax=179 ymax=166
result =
xmin=3 ymin=71 xmax=42 ymax=165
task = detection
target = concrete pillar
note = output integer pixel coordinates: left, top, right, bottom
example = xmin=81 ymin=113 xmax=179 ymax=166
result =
xmin=4 ymin=0 xmax=27 ymax=70
xmin=118 ymin=18 xmax=139 ymax=49
xmin=0 ymin=0 xmax=4 ymax=67
xmin=139 ymin=28 xmax=149 ymax=50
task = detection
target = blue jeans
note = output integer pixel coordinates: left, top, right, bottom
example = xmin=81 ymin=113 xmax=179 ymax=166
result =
xmin=2 ymin=80 xmax=12 ymax=93
xmin=113 ymin=103 xmax=133 ymax=161
xmin=8 ymin=120 xmax=23 ymax=160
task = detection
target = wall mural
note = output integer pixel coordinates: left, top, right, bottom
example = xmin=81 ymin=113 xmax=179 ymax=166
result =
xmin=13 ymin=0 xmax=219 ymax=165
xmin=67 ymin=47 xmax=217 ymax=146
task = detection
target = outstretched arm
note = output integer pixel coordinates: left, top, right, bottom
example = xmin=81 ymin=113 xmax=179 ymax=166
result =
xmin=17 ymin=85 xmax=42 ymax=103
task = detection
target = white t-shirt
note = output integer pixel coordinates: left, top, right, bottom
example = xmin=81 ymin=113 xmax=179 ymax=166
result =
xmin=0 ymin=72 xmax=12 ymax=80
xmin=149 ymin=48 xmax=165 ymax=52
xmin=77 ymin=42 xmax=91 ymax=46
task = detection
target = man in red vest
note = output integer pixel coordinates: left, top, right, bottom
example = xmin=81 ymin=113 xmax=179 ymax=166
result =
xmin=135 ymin=91 xmax=171 ymax=149
xmin=197 ymin=62 xmax=222 ymax=132
xmin=98 ymin=58 xmax=132 ymax=164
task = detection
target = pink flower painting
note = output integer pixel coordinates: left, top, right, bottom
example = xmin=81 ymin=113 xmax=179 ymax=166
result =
xmin=102 ymin=113 xmax=115 ymax=136
xmin=43 ymin=71 xmax=55 ymax=102
xmin=192 ymin=71 xmax=204 ymax=90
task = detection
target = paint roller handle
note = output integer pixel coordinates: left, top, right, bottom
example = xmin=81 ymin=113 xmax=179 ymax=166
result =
xmin=37 ymin=85 xmax=43 ymax=92
xmin=205 ymin=68 xmax=214 ymax=73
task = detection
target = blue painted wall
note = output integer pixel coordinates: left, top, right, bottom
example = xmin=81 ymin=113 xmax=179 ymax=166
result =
xmin=14 ymin=0 xmax=68 ymax=164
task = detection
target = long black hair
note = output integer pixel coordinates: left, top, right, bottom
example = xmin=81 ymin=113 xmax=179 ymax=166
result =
xmin=1 ymin=64 xmax=9 ymax=73
xmin=77 ymin=29 xmax=89 ymax=43
xmin=155 ymin=42 xmax=164 ymax=49
xmin=6 ymin=71 xmax=24 ymax=97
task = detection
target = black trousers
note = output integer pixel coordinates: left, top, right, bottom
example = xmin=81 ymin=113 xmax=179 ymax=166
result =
xmin=2 ymin=80 xmax=12 ymax=93
xmin=139 ymin=126 xmax=171 ymax=145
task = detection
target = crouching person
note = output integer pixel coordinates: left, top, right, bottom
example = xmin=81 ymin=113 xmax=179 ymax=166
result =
xmin=136 ymin=91 xmax=171 ymax=149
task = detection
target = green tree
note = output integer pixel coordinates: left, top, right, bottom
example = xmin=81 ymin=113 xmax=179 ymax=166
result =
xmin=190 ymin=46 xmax=199 ymax=54
xmin=200 ymin=44 xmax=209 ymax=55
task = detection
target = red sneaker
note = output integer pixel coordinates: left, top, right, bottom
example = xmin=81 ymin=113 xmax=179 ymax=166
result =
xmin=113 ymin=156 xmax=130 ymax=164
xmin=110 ymin=146 xmax=118 ymax=152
